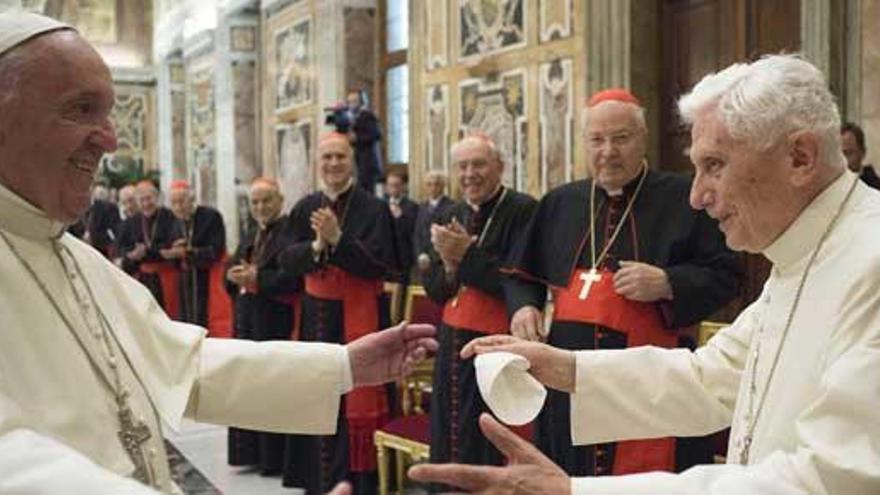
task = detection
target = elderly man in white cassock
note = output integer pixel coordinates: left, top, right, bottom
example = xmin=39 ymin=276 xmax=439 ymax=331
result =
xmin=0 ymin=10 xmax=435 ymax=495
xmin=410 ymin=54 xmax=880 ymax=494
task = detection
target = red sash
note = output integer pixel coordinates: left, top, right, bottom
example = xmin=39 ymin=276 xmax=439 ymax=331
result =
xmin=140 ymin=261 xmax=180 ymax=320
xmin=441 ymin=287 xmax=508 ymax=335
xmin=552 ymin=268 xmax=676 ymax=474
xmin=305 ymin=266 xmax=388 ymax=472
xmin=206 ymin=255 xmax=233 ymax=338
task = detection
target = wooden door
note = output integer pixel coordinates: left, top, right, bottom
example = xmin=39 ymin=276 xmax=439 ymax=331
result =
xmin=658 ymin=0 xmax=800 ymax=320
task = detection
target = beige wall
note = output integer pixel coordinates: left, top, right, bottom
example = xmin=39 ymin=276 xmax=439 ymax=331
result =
xmin=410 ymin=1 xmax=587 ymax=200
xmin=862 ymin=0 xmax=880 ymax=167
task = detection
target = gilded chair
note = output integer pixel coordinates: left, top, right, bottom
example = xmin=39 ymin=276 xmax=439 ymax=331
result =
xmin=374 ymin=285 xmax=441 ymax=494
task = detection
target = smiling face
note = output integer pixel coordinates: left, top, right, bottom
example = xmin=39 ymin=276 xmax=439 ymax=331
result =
xmin=585 ymin=101 xmax=647 ymax=192
xmin=453 ymin=138 xmax=503 ymax=205
xmin=249 ymin=183 xmax=283 ymax=227
xmin=168 ymin=187 xmax=195 ymax=220
xmin=317 ymin=138 xmax=354 ymax=192
xmin=0 ymin=31 xmax=117 ymax=223
xmin=688 ymin=107 xmax=803 ymax=253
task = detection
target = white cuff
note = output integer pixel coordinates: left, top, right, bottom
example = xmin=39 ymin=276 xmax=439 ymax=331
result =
xmin=340 ymin=346 xmax=354 ymax=393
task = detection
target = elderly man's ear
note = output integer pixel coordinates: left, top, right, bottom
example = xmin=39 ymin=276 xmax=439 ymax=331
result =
xmin=787 ymin=130 xmax=823 ymax=187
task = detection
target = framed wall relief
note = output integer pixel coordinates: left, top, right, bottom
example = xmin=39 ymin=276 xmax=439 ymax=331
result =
xmin=539 ymin=0 xmax=572 ymax=43
xmin=425 ymin=85 xmax=450 ymax=174
xmin=231 ymin=25 xmax=257 ymax=52
xmin=275 ymin=120 xmax=313 ymax=212
xmin=187 ymin=63 xmax=216 ymax=207
xmin=233 ymin=60 xmax=260 ymax=186
xmin=274 ymin=15 xmax=313 ymax=113
xmin=459 ymin=69 xmax=527 ymax=190
xmin=426 ymin=0 xmax=449 ymax=70
xmin=99 ymin=84 xmax=151 ymax=187
xmin=459 ymin=0 xmax=526 ymax=61
xmin=539 ymin=58 xmax=573 ymax=193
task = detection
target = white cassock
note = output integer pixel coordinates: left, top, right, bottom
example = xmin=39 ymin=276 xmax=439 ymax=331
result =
xmin=0 ymin=182 xmax=352 ymax=494
xmin=569 ymin=172 xmax=880 ymax=494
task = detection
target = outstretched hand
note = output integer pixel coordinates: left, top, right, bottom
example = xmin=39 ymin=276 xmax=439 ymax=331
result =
xmin=408 ymin=414 xmax=570 ymax=494
xmin=347 ymin=321 xmax=437 ymax=387
xmin=460 ymin=335 xmax=576 ymax=393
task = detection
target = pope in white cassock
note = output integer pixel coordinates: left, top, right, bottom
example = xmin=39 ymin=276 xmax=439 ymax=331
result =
xmin=0 ymin=10 xmax=436 ymax=495
xmin=410 ymin=55 xmax=880 ymax=493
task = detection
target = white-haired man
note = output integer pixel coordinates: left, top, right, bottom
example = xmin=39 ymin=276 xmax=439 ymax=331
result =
xmin=504 ymin=88 xmax=740 ymax=476
xmin=411 ymin=54 xmax=880 ymax=494
xmin=423 ymin=134 xmax=537 ymax=481
xmin=165 ymin=179 xmax=228 ymax=334
xmin=413 ymin=171 xmax=454 ymax=275
xmin=0 ymin=11 xmax=435 ymax=495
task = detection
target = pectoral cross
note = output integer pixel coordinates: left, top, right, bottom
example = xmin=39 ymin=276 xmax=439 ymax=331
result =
xmin=117 ymin=402 xmax=153 ymax=484
xmin=578 ymin=269 xmax=602 ymax=300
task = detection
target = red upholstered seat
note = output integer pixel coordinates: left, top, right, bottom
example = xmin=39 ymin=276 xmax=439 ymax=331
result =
xmin=404 ymin=285 xmax=443 ymax=326
xmin=379 ymin=414 xmax=430 ymax=445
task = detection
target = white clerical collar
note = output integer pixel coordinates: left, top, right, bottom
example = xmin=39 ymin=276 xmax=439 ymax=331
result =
xmin=322 ymin=178 xmax=354 ymax=201
xmin=0 ymin=181 xmax=67 ymax=240
xmin=763 ymin=170 xmax=854 ymax=268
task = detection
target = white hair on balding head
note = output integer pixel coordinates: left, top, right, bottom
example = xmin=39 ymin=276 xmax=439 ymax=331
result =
xmin=583 ymin=101 xmax=647 ymax=134
xmin=425 ymin=170 xmax=447 ymax=183
xmin=450 ymin=134 xmax=503 ymax=164
xmin=678 ymin=54 xmax=843 ymax=167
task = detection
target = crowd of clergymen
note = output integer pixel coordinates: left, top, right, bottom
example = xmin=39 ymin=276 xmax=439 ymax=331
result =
xmin=69 ymin=114 xmax=878 ymax=494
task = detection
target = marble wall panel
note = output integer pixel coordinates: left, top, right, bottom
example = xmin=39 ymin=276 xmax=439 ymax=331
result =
xmin=233 ymin=60 xmax=260 ymax=186
xmin=276 ymin=120 xmax=313 ymax=212
xmin=539 ymin=0 xmax=572 ymax=42
xmin=863 ymin=0 xmax=880 ymax=168
xmin=459 ymin=70 xmax=527 ymax=189
xmin=459 ymin=0 xmax=526 ymax=60
xmin=344 ymin=8 xmax=377 ymax=98
xmin=188 ymin=63 xmax=217 ymax=206
xmin=231 ymin=25 xmax=257 ymax=52
xmin=426 ymin=84 xmax=450 ymax=173
xmin=426 ymin=0 xmax=449 ymax=69
xmin=539 ymin=58 xmax=573 ymax=193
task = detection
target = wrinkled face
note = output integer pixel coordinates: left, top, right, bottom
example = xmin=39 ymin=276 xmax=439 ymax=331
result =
xmin=585 ymin=101 xmax=647 ymax=192
xmin=425 ymin=175 xmax=445 ymax=199
xmin=385 ymin=174 xmax=404 ymax=198
xmin=841 ymin=131 xmax=865 ymax=173
xmin=0 ymin=31 xmax=118 ymax=223
xmin=169 ymin=188 xmax=195 ymax=220
xmin=318 ymin=139 xmax=353 ymax=191
xmin=249 ymin=184 xmax=283 ymax=226
xmin=453 ymin=139 xmax=503 ymax=205
xmin=136 ymin=184 xmax=159 ymax=217
xmin=689 ymin=108 xmax=797 ymax=253
xmin=119 ymin=186 xmax=138 ymax=216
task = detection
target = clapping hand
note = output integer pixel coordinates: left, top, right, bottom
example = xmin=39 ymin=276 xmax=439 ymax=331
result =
xmin=311 ymin=207 xmax=342 ymax=246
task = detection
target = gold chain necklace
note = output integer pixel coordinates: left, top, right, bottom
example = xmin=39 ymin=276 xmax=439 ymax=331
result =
xmin=577 ymin=164 xmax=648 ymax=298
xmin=0 ymin=231 xmax=160 ymax=486
xmin=736 ymin=175 xmax=859 ymax=464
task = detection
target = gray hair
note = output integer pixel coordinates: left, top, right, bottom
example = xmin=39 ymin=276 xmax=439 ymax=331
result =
xmin=424 ymin=170 xmax=448 ymax=183
xmin=678 ymin=54 xmax=843 ymax=167
xmin=450 ymin=134 xmax=504 ymax=164
xmin=583 ymin=101 xmax=647 ymax=134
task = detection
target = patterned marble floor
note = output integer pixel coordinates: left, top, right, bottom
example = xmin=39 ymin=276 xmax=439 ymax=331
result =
xmin=165 ymin=419 xmax=303 ymax=495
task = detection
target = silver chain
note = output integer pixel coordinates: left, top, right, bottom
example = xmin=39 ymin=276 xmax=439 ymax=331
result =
xmin=737 ymin=175 xmax=859 ymax=464
xmin=0 ymin=231 xmax=159 ymax=486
